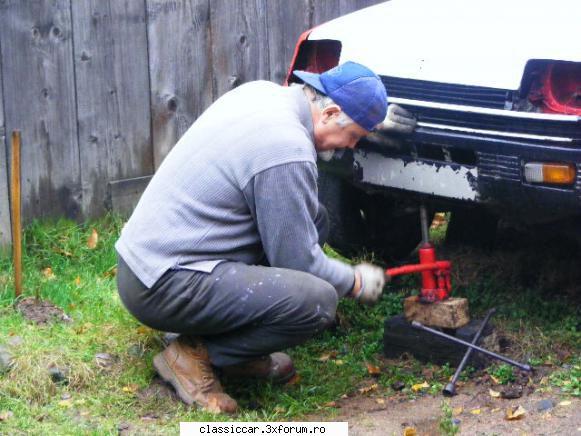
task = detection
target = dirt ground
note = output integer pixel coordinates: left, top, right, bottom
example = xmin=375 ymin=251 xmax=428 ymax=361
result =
xmin=309 ymin=381 xmax=581 ymax=435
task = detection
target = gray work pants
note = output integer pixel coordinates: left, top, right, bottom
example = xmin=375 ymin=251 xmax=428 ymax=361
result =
xmin=116 ymin=206 xmax=340 ymax=367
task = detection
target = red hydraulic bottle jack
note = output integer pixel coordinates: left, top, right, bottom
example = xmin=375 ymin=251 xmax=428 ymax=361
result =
xmin=385 ymin=205 xmax=452 ymax=302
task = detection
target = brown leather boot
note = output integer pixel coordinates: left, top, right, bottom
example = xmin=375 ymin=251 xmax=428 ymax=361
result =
xmin=221 ymin=352 xmax=296 ymax=384
xmin=153 ymin=336 xmax=238 ymax=414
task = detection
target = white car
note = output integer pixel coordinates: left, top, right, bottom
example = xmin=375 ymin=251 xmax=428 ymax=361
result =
xmin=286 ymin=0 xmax=581 ymax=257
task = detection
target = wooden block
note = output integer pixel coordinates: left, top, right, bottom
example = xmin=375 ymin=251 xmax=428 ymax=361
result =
xmin=384 ymin=314 xmax=494 ymax=368
xmin=404 ymin=296 xmax=470 ymax=329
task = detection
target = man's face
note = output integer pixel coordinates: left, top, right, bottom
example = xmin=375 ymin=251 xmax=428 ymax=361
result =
xmin=313 ymin=105 xmax=369 ymax=154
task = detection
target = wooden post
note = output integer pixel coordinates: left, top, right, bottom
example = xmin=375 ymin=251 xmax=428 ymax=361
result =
xmin=10 ymin=131 xmax=22 ymax=298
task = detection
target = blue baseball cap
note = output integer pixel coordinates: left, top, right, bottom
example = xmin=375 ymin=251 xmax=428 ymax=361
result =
xmin=293 ymin=61 xmax=388 ymax=132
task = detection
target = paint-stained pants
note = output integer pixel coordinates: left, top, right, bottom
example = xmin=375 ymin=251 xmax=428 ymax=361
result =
xmin=116 ymin=206 xmax=340 ymax=367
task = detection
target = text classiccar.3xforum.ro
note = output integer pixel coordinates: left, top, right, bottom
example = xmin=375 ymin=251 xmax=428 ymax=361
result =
xmin=196 ymin=423 xmax=328 ymax=434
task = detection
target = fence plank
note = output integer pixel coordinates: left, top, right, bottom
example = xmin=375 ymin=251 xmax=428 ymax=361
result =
xmin=265 ymin=0 xmax=311 ymax=85
xmin=209 ymin=0 xmax=269 ymax=99
xmin=147 ymin=0 xmax=213 ymax=168
xmin=0 ymin=50 xmax=10 ymax=248
xmin=72 ymin=0 xmax=153 ymax=217
xmin=0 ymin=0 xmax=81 ymax=222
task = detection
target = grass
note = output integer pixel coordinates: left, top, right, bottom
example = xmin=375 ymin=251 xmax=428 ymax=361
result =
xmin=0 ymin=214 xmax=580 ymax=434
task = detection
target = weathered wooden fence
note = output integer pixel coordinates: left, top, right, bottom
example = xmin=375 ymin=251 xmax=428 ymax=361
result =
xmin=0 ymin=0 xmax=383 ymax=247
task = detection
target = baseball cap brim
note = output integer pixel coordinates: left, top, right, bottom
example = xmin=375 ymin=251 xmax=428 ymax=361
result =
xmin=293 ymin=70 xmax=327 ymax=95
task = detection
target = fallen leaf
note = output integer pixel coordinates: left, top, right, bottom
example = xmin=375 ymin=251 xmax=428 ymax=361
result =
xmin=358 ymin=383 xmax=378 ymax=395
xmin=375 ymin=398 xmax=385 ymax=405
xmin=340 ymin=394 xmax=348 ymax=399
xmin=103 ymin=266 xmax=117 ymax=278
xmin=322 ymin=401 xmax=337 ymax=407
xmin=284 ymin=373 xmax=302 ymax=386
xmin=452 ymin=407 xmax=463 ymax=416
xmin=58 ymin=399 xmax=73 ymax=408
xmin=136 ymin=326 xmax=150 ymax=335
xmin=122 ymin=384 xmax=139 ymax=393
xmin=490 ymin=374 xmax=501 ymax=384
xmin=333 ymin=360 xmax=344 ymax=366
xmin=403 ymin=427 xmax=417 ymax=436
xmin=57 ymin=249 xmax=73 ymax=257
xmin=73 ymin=276 xmax=81 ymax=286
xmin=42 ymin=267 xmax=56 ymax=280
xmin=558 ymin=400 xmax=572 ymax=407
xmin=273 ymin=406 xmax=286 ymax=413
xmin=470 ymin=408 xmax=482 ymax=415
xmin=366 ymin=363 xmax=381 ymax=376
xmin=411 ymin=381 xmax=429 ymax=392
xmin=505 ymin=405 xmax=526 ymax=420
xmin=540 ymin=376 xmax=548 ymax=385
xmin=491 ymin=408 xmax=501 ymax=413
xmin=75 ymin=322 xmax=93 ymax=334
xmin=318 ymin=351 xmax=337 ymax=362
xmin=489 ymin=388 xmax=501 ymax=398
xmin=87 ymin=229 xmax=99 ymax=249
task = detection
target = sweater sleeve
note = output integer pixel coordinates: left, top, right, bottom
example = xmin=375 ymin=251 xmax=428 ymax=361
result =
xmin=244 ymin=161 xmax=355 ymax=297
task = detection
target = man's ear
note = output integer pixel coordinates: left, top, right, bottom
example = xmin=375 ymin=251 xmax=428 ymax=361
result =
xmin=321 ymin=105 xmax=342 ymax=123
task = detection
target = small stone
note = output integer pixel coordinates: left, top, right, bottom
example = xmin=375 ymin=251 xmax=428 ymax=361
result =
xmin=95 ymin=352 xmax=115 ymax=370
xmin=391 ymin=380 xmax=406 ymax=391
xmin=127 ymin=344 xmax=145 ymax=358
xmin=48 ymin=366 xmax=68 ymax=385
xmin=536 ymin=399 xmax=555 ymax=412
xmin=500 ymin=386 xmax=523 ymax=399
xmin=0 ymin=410 xmax=14 ymax=421
xmin=452 ymin=418 xmax=461 ymax=425
xmin=61 ymin=392 xmax=71 ymax=400
xmin=0 ymin=346 xmax=14 ymax=373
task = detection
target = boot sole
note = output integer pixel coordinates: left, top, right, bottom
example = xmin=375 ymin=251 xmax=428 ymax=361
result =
xmin=153 ymin=353 xmax=195 ymax=406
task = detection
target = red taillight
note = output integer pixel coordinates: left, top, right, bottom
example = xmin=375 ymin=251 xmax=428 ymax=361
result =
xmin=284 ymin=32 xmax=341 ymax=86
xmin=540 ymin=63 xmax=581 ymax=115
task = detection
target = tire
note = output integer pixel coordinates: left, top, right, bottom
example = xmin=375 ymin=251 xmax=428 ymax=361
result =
xmin=318 ymin=172 xmax=423 ymax=262
xmin=317 ymin=172 xmax=365 ymax=258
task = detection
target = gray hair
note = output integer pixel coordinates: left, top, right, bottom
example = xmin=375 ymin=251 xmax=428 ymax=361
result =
xmin=303 ymin=84 xmax=354 ymax=127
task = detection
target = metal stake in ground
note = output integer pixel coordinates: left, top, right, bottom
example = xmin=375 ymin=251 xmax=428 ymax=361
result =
xmin=10 ymin=131 xmax=22 ymax=298
xmin=443 ymin=308 xmax=496 ymax=396
xmin=411 ymin=320 xmax=532 ymax=372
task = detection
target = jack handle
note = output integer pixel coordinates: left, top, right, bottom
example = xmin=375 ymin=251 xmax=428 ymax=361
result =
xmin=386 ymin=261 xmax=452 ymax=279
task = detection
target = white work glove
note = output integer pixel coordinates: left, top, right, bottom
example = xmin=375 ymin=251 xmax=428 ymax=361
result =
xmin=380 ymin=103 xmax=417 ymax=134
xmin=365 ymin=104 xmax=417 ymax=149
xmin=351 ymin=263 xmax=388 ymax=306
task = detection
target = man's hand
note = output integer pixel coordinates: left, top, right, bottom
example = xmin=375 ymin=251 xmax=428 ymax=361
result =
xmin=351 ymin=263 xmax=388 ymax=305
xmin=379 ymin=104 xmax=417 ymax=134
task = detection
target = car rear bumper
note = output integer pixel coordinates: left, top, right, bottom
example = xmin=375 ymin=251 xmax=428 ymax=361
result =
xmin=354 ymin=126 xmax=581 ymax=224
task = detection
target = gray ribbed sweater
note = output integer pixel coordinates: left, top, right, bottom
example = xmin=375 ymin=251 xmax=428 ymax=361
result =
xmin=115 ymin=81 xmax=355 ymax=296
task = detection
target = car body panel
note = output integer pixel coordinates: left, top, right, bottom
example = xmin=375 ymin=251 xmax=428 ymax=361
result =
xmin=310 ymin=0 xmax=581 ymax=90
